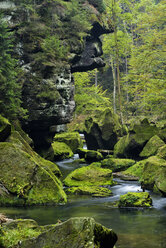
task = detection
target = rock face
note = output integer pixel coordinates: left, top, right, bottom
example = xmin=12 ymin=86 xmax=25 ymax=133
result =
xmin=84 ymin=108 xmax=122 ymax=150
xmin=0 ymin=217 xmax=118 ymax=248
xmin=1 ymin=1 xmax=113 ymax=150
xmin=118 ymin=192 xmax=152 ymax=208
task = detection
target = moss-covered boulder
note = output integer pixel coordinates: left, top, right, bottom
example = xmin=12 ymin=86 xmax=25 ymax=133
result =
xmin=118 ymin=192 xmax=152 ymax=208
xmin=0 ymin=115 xmax=11 ymax=142
xmin=157 ymin=145 xmax=166 ymax=160
xmin=141 ymin=156 xmax=166 ymax=196
xmin=65 ymin=185 xmax=112 ymax=197
xmin=84 ymin=108 xmax=122 ymax=150
xmin=85 ymin=150 xmax=103 ymax=162
xmin=121 ymin=160 xmax=147 ymax=180
xmin=54 ymin=132 xmax=83 ymax=153
xmin=77 ymin=148 xmax=88 ymax=158
xmin=114 ymin=118 xmax=158 ymax=159
xmin=101 ymin=158 xmax=135 ymax=172
xmin=0 ymin=142 xmax=67 ymax=206
xmin=52 ymin=141 xmax=74 ymax=160
xmin=64 ymin=164 xmax=113 ymax=187
xmin=0 ymin=217 xmax=117 ymax=248
xmin=139 ymin=135 xmax=165 ymax=158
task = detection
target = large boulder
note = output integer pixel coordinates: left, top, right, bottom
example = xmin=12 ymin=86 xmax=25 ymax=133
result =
xmin=118 ymin=192 xmax=152 ymax=208
xmin=114 ymin=118 xmax=158 ymax=159
xmin=84 ymin=108 xmax=122 ymax=150
xmin=0 ymin=217 xmax=117 ymax=248
xmin=0 ymin=115 xmax=11 ymax=142
xmin=101 ymin=158 xmax=135 ymax=172
xmin=64 ymin=163 xmax=114 ymax=187
xmin=53 ymin=132 xmax=83 ymax=153
xmin=139 ymin=135 xmax=165 ymax=158
xmin=141 ymin=156 xmax=166 ymax=196
xmin=121 ymin=160 xmax=147 ymax=180
xmin=0 ymin=131 xmax=67 ymax=206
xmin=52 ymin=141 xmax=74 ymax=160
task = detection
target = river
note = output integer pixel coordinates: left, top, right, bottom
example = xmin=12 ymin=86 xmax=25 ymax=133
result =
xmin=1 ymin=154 xmax=166 ymax=248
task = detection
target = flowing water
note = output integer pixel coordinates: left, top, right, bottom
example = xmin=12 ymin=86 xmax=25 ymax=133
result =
xmin=1 ymin=155 xmax=166 ymax=248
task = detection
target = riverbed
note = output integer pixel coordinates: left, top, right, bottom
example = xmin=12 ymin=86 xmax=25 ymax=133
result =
xmin=1 ymin=155 xmax=166 ymax=248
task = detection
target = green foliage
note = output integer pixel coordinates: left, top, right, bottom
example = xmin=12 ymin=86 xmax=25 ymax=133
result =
xmin=0 ymin=13 xmax=26 ymax=120
xmin=0 ymin=222 xmax=41 ymax=247
xmin=88 ymin=0 xmax=106 ymax=13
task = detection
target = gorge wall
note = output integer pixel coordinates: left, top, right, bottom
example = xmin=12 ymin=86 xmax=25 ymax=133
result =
xmin=0 ymin=0 xmax=113 ymax=150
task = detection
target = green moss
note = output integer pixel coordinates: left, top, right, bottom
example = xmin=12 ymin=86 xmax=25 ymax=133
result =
xmin=54 ymin=132 xmax=83 ymax=153
xmin=101 ymin=158 xmax=135 ymax=172
xmin=64 ymin=164 xmax=113 ymax=187
xmin=141 ymin=156 xmax=166 ymax=195
xmin=118 ymin=192 xmax=152 ymax=208
xmin=0 ymin=115 xmax=11 ymax=142
xmin=77 ymin=148 xmax=88 ymax=158
xmin=52 ymin=141 xmax=74 ymax=160
xmin=140 ymin=135 xmax=165 ymax=158
xmin=122 ymin=160 xmax=147 ymax=179
xmin=113 ymin=135 xmax=129 ymax=158
xmin=0 ymin=219 xmax=41 ymax=247
xmin=65 ymin=185 xmax=112 ymax=197
xmin=0 ymin=141 xmax=67 ymax=206
xmin=85 ymin=150 xmax=103 ymax=162
xmin=157 ymin=145 xmax=166 ymax=160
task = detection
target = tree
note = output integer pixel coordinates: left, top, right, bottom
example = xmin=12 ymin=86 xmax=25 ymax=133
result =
xmin=0 ymin=14 xmax=26 ymax=120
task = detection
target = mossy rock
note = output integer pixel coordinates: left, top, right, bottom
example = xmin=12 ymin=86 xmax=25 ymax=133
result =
xmin=157 ymin=145 xmax=166 ymax=160
xmin=141 ymin=156 xmax=166 ymax=196
xmin=139 ymin=135 xmax=165 ymax=158
xmin=84 ymin=108 xmax=122 ymax=150
xmin=77 ymin=148 xmax=88 ymax=158
xmin=0 ymin=217 xmax=117 ymax=248
xmin=122 ymin=160 xmax=147 ymax=179
xmin=0 ymin=142 xmax=67 ymax=206
xmin=101 ymin=158 xmax=135 ymax=172
xmin=118 ymin=192 xmax=152 ymax=208
xmin=114 ymin=119 xmax=159 ymax=159
xmin=52 ymin=141 xmax=74 ymax=160
xmin=85 ymin=150 xmax=103 ymax=162
xmin=64 ymin=164 xmax=113 ymax=187
xmin=65 ymin=185 xmax=113 ymax=197
xmin=53 ymin=132 xmax=83 ymax=153
xmin=0 ymin=115 xmax=11 ymax=142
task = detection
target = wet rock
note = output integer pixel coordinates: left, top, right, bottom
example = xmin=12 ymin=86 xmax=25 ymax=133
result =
xmin=118 ymin=192 xmax=152 ymax=208
xmin=0 ymin=217 xmax=118 ymax=248
xmin=101 ymin=158 xmax=135 ymax=172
